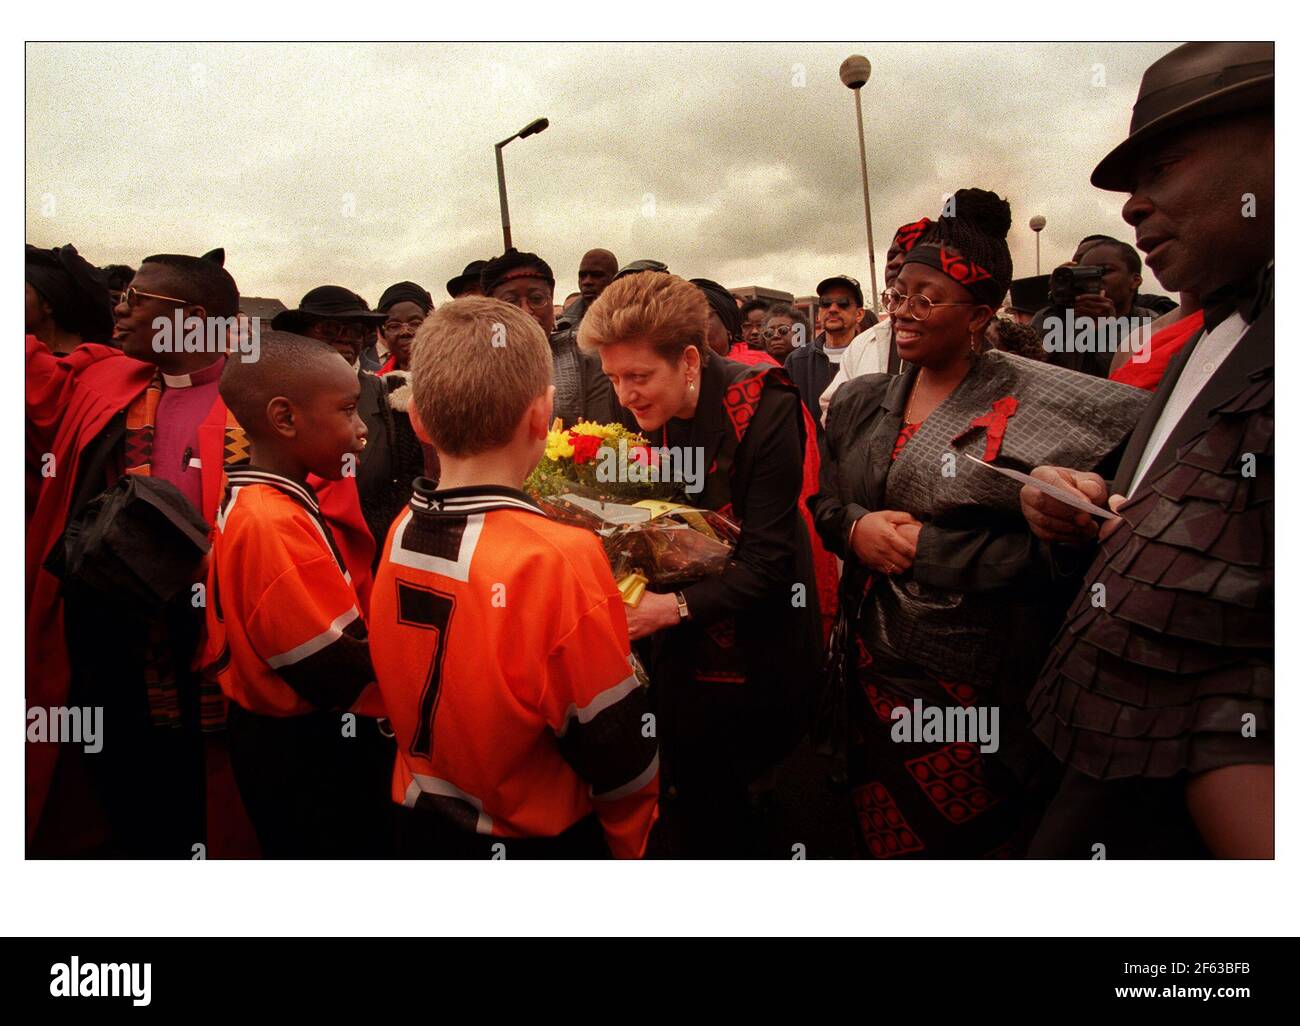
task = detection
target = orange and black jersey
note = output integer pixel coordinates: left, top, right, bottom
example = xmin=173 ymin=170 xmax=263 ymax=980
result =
xmin=205 ymin=467 xmax=380 ymax=718
xmin=371 ymin=481 xmax=659 ymax=859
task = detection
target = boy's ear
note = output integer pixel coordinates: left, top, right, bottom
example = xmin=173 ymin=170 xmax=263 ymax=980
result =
xmin=526 ymin=386 xmax=556 ymax=440
xmin=266 ymin=396 xmax=297 ymax=438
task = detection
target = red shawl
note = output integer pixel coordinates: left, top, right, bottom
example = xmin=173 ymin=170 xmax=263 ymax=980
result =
xmin=1110 ymin=310 xmax=1205 ymax=392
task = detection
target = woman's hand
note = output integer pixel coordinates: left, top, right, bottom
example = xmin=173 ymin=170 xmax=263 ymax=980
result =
xmin=625 ymin=590 xmax=682 ymax=641
xmin=849 ymin=510 xmax=921 ymax=575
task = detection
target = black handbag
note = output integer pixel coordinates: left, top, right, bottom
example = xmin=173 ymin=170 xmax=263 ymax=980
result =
xmin=46 ymin=474 xmax=211 ymax=619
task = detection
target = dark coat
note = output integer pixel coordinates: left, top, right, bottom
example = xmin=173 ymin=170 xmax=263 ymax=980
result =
xmin=783 ymin=335 xmax=841 ymax=423
xmin=549 ymin=321 xmax=617 ymax=427
xmin=355 ymin=370 xmax=431 ymax=561
xmin=1028 ymin=269 xmax=1273 ymax=855
xmin=619 ymin=355 xmax=822 ymax=781
xmin=812 ymin=362 xmax=1091 ymax=693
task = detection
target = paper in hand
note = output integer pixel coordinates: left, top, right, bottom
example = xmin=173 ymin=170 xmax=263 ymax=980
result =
xmin=963 ymin=454 xmax=1119 ymax=520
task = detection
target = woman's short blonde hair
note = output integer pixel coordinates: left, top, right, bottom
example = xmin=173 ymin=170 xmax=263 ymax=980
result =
xmin=409 ymin=296 xmax=552 ymax=457
xmin=577 ymin=272 xmax=710 ymax=365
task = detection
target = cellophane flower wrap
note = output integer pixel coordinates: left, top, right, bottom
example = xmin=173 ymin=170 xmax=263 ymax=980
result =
xmin=525 ymin=420 xmax=740 ymax=591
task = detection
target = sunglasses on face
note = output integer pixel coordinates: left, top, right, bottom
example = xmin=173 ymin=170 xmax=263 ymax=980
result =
xmin=119 ymin=286 xmax=188 ymax=310
xmin=820 ymin=298 xmax=856 ymax=310
xmin=882 ymin=288 xmax=975 ymax=321
xmin=762 ymin=325 xmax=793 ymax=340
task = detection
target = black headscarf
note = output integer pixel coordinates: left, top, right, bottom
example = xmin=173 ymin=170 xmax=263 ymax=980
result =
xmin=25 ymin=243 xmax=114 ymax=341
xmin=377 ymin=281 xmax=434 ymax=314
xmin=690 ymin=277 xmax=741 ymax=341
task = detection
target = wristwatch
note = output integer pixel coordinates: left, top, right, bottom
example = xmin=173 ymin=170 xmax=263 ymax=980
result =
xmin=673 ymin=591 xmax=691 ymax=621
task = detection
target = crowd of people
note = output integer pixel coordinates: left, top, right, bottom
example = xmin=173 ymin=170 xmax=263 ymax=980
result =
xmin=24 ymin=41 xmax=1272 ymax=859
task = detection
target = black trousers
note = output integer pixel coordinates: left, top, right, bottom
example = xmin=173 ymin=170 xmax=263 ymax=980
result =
xmin=226 ymin=704 xmax=395 ymax=858
xmin=395 ymin=806 xmax=610 ymax=859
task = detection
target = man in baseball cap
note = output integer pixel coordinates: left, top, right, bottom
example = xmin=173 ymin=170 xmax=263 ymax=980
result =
xmin=786 ymin=274 xmax=866 ymax=421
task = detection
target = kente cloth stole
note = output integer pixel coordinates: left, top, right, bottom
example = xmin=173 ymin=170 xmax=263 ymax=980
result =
xmin=123 ymin=378 xmax=249 ymax=728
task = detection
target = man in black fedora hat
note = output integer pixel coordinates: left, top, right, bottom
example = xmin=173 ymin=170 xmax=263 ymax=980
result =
xmin=1006 ymin=274 xmax=1050 ymax=326
xmin=1021 ymin=42 xmax=1273 ymax=858
xmin=479 ymin=248 xmax=615 ymax=427
xmin=271 ymin=285 xmax=386 ymax=368
xmin=445 ymin=259 xmax=488 ymax=300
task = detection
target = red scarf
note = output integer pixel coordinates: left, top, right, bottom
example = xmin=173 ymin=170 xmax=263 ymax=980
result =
xmin=1110 ymin=310 xmax=1205 ymax=391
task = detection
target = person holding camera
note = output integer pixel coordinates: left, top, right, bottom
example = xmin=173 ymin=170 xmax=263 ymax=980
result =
xmin=1031 ymin=235 xmax=1160 ymax=377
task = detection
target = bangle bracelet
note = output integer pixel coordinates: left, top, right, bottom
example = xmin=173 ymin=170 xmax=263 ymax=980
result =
xmin=848 ymin=515 xmax=863 ymax=548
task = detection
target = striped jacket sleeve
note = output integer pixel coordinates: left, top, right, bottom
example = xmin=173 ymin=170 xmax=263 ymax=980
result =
xmin=543 ymin=591 xmax=659 ymax=859
xmin=241 ymin=516 xmax=378 ymax=713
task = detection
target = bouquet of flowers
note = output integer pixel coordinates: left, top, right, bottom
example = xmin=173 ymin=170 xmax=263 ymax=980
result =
xmin=525 ymin=421 xmax=740 ymax=603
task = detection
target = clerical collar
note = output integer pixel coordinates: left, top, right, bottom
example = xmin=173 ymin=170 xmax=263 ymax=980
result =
xmin=161 ymin=357 xmax=224 ymax=389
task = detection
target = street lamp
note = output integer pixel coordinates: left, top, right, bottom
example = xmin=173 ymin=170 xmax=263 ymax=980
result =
xmin=495 ymin=117 xmax=549 ymax=251
xmin=840 ymin=54 xmax=879 ymax=313
xmin=1029 ymin=215 xmax=1046 ymax=275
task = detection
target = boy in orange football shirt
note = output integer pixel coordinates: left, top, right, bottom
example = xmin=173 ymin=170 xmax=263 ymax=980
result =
xmin=206 ymin=330 xmax=391 ymax=857
xmin=370 ymin=297 xmax=658 ymax=858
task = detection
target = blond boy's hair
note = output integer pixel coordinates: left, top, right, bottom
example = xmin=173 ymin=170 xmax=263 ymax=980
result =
xmin=409 ymin=297 xmax=553 ymax=457
xmin=577 ymin=271 xmax=710 ymax=365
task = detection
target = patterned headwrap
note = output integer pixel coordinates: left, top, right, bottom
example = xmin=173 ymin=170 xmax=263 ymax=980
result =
xmin=892 ymin=218 xmax=933 ymax=255
xmin=902 ymin=244 xmax=1008 ymax=309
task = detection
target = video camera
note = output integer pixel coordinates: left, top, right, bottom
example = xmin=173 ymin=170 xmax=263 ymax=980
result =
xmin=1049 ymin=264 xmax=1106 ymax=307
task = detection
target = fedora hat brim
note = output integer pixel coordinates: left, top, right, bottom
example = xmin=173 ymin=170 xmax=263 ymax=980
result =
xmin=270 ymin=308 xmax=384 ymax=334
xmin=1091 ymin=73 xmax=1273 ymax=192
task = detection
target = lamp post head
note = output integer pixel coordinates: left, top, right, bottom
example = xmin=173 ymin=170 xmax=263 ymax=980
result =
xmin=840 ymin=55 xmax=871 ymax=90
xmin=519 ymin=117 xmax=549 ymax=139
xmin=1029 ymin=215 xmax=1047 ymax=233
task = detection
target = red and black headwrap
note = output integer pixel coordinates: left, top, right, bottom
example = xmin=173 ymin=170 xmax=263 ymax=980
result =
xmin=902 ymin=243 xmax=1007 ymax=308
xmin=891 ymin=218 xmax=933 ymax=255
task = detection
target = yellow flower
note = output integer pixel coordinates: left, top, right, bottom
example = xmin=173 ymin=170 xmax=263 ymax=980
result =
xmin=569 ymin=420 xmax=616 ymax=440
xmin=544 ymin=429 xmax=575 ymax=461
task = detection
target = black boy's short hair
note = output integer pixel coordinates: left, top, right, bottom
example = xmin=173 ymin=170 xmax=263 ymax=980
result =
xmin=219 ymin=330 xmax=343 ymax=435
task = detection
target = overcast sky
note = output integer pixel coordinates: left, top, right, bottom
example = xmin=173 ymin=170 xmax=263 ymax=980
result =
xmin=25 ymin=41 xmax=1176 ymax=307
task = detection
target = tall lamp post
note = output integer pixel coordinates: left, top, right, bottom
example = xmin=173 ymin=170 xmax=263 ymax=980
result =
xmin=495 ymin=117 xmax=549 ymax=251
xmin=1029 ymin=215 xmax=1046 ymax=275
xmin=840 ymin=54 xmax=879 ymax=313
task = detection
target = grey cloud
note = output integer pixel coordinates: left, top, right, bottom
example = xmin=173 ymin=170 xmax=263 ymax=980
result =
xmin=27 ymin=41 xmax=1176 ymax=308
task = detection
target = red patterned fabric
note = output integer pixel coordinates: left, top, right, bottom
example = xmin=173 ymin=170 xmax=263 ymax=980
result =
xmin=904 ymin=742 xmax=1001 ymax=825
xmin=852 ymin=781 xmax=926 ymax=857
xmin=950 ymin=396 xmax=1018 ymax=461
xmin=892 ymin=217 xmax=932 ymax=254
xmin=938 ymin=245 xmax=993 ymax=286
xmin=892 ymin=421 xmax=920 ymax=461
xmin=722 ymin=374 xmax=765 ymax=440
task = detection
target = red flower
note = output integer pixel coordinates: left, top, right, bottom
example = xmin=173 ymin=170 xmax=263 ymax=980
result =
xmin=569 ymin=431 xmax=603 ymax=465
